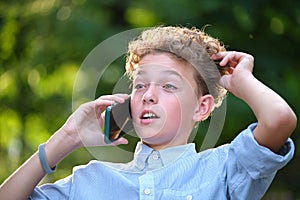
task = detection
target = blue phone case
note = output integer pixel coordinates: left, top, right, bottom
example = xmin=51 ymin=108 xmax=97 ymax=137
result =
xmin=104 ymin=106 xmax=113 ymax=144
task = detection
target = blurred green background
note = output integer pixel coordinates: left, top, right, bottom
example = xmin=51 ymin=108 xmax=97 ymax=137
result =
xmin=0 ymin=0 xmax=299 ymax=199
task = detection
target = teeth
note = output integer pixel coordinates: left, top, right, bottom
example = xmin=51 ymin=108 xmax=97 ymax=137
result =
xmin=143 ymin=113 xmax=157 ymax=119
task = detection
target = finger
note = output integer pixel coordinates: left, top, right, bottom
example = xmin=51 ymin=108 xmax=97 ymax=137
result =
xmin=111 ymin=137 xmax=129 ymax=146
xmin=222 ymin=53 xmax=254 ymax=72
xmin=94 ymin=94 xmax=130 ymax=119
xmin=210 ymin=51 xmax=234 ymax=59
xmin=220 ymin=55 xmax=250 ymax=71
xmin=219 ymin=53 xmax=241 ymax=66
xmin=99 ymin=93 xmax=129 ymax=100
xmin=94 ymin=99 xmax=115 ymax=110
xmin=94 ymin=100 xmax=112 ymax=118
xmin=96 ymin=94 xmax=129 ymax=105
xmin=210 ymin=52 xmax=226 ymax=60
xmin=210 ymin=52 xmax=232 ymax=67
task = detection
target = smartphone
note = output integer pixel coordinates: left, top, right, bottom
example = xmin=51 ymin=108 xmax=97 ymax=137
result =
xmin=104 ymin=97 xmax=133 ymax=144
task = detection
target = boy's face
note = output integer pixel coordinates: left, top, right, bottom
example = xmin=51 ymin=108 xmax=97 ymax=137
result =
xmin=130 ymin=53 xmax=201 ymax=149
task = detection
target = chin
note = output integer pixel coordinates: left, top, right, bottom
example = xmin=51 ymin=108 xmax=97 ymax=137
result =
xmin=140 ymin=134 xmax=174 ymax=145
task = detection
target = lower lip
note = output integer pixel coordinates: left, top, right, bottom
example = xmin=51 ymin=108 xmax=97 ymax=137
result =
xmin=140 ymin=118 xmax=156 ymax=125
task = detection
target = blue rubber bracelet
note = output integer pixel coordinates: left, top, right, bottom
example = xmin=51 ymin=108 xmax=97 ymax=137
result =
xmin=38 ymin=143 xmax=56 ymax=174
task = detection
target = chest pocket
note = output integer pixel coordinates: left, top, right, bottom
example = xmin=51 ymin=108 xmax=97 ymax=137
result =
xmin=162 ymin=188 xmax=205 ymax=200
xmin=162 ymin=189 xmax=195 ymax=200
xmin=162 ymin=187 xmax=227 ymax=200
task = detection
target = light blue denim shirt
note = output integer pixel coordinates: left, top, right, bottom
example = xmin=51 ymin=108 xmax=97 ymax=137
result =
xmin=30 ymin=123 xmax=294 ymax=200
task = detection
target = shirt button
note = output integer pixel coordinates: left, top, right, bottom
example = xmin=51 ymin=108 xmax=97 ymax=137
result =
xmin=186 ymin=195 xmax=193 ymax=200
xmin=152 ymin=154 xmax=159 ymax=160
xmin=144 ymin=188 xmax=151 ymax=195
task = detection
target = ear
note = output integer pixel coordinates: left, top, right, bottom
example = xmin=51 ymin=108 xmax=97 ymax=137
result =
xmin=192 ymin=94 xmax=214 ymax=122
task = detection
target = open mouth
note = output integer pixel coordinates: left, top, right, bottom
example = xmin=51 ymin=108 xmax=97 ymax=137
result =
xmin=141 ymin=112 xmax=158 ymax=119
xmin=140 ymin=110 xmax=159 ymax=120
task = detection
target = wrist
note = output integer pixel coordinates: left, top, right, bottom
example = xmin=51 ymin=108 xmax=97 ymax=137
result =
xmin=43 ymin=129 xmax=80 ymax=168
xmin=60 ymin=116 xmax=85 ymax=148
xmin=38 ymin=143 xmax=57 ymax=174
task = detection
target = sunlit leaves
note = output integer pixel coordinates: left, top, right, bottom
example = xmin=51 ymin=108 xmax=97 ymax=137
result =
xmin=24 ymin=114 xmax=51 ymax=147
xmin=28 ymin=0 xmax=56 ymax=15
xmin=31 ymin=64 xmax=78 ymax=99
xmin=0 ymin=15 xmax=18 ymax=61
xmin=56 ymin=6 xmax=72 ymax=21
xmin=0 ymin=70 xmax=17 ymax=99
xmin=125 ymin=7 xmax=158 ymax=27
xmin=233 ymin=5 xmax=254 ymax=31
xmin=270 ymin=17 xmax=285 ymax=35
xmin=0 ymin=109 xmax=22 ymax=149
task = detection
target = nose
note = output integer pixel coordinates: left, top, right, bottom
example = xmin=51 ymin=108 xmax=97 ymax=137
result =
xmin=142 ymin=84 xmax=158 ymax=104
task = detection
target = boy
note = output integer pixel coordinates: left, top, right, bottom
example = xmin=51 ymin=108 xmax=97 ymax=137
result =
xmin=0 ymin=26 xmax=297 ymax=199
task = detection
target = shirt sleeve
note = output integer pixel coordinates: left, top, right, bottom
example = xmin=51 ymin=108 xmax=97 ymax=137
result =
xmin=226 ymin=123 xmax=295 ymax=199
xmin=29 ymin=175 xmax=72 ymax=199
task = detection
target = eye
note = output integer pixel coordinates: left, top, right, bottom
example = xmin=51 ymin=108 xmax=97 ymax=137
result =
xmin=134 ymin=83 xmax=146 ymax=90
xmin=162 ymin=83 xmax=177 ymax=91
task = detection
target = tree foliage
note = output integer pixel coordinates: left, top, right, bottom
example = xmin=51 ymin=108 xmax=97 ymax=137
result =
xmin=0 ymin=0 xmax=299 ymax=198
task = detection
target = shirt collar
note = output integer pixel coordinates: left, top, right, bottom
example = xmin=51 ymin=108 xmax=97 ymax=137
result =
xmin=133 ymin=142 xmax=196 ymax=171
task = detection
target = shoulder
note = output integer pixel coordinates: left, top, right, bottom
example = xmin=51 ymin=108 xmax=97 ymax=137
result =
xmin=191 ymin=144 xmax=231 ymax=172
xmin=72 ymin=159 xmax=134 ymax=177
xmin=73 ymin=160 xmax=105 ymax=171
xmin=73 ymin=160 xmax=121 ymax=173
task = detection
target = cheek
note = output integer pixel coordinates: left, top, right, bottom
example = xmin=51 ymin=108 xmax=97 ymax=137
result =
xmin=130 ymin=98 xmax=140 ymax=120
xmin=172 ymin=97 xmax=197 ymax=124
xmin=163 ymin=100 xmax=182 ymax=125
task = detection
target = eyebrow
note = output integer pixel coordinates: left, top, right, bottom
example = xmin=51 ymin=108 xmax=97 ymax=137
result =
xmin=136 ymin=69 xmax=184 ymax=81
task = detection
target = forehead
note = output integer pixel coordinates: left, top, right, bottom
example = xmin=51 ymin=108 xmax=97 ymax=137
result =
xmin=135 ymin=53 xmax=195 ymax=80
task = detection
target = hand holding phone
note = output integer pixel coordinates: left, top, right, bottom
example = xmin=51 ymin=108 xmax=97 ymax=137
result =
xmin=104 ymin=97 xmax=133 ymax=144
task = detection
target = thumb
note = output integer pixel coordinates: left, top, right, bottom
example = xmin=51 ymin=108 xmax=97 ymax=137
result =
xmin=111 ymin=137 xmax=129 ymax=145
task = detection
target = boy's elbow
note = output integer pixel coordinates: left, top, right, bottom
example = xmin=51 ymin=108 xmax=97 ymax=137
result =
xmin=256 ymin=105 xmax=297 ymax=152
xmin=286 ymin=109 xmax=297 ymax=135
xmin=273 ymin=105 xmax=297 ymax=137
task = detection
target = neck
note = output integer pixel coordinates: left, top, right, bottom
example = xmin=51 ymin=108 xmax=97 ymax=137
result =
xmin=141 ymin=140 xmax=187 ymax=151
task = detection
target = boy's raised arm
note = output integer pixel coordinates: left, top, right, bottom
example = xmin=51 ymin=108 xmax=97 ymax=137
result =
xmin=0 ymin=94 xmax=129 ymax=200
xmin=212 ymin=51 xmax=297 ymax=152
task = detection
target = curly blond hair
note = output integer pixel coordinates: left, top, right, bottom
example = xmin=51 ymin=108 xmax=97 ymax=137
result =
xmin=125 ymin=26 xmax=227 ymax=109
